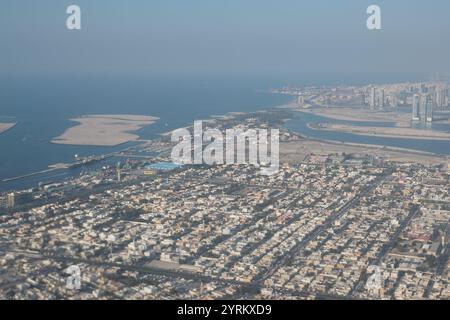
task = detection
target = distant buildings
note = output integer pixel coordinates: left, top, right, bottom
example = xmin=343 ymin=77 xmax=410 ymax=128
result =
xmin=412 ymin=94 xmax=420 ymax=121
xmin=297 ymin=95 xmax=305 ymax=107
xmin=369 ymin=86 xmax=386 ymax=109
xmin=0 ymin=193 xmax=15 ymax=209
xmin=426 ymin=95 xmax=434 ymax=122
xmin=412 ymin=93 xmax=434 ymax=123
xmin=379 ymin=89 xmax=385 ymax=108
xmin=434 ymin=86 xmax=449 ymax=109
xmin=369 ymin=87 xmax=377 ymax=109
xmin=0 ymin=191 xmax=33 ymax=209
xmin=0 ymin=194 xmax=8 ymax=208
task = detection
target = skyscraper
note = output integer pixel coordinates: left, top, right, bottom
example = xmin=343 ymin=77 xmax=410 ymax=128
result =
xmin=412 ymin=94 xmax=420 ymax=121
xmin=419 ymin=94 xmax=428 ymax=122
xmin=445 ymin=88 xmax=449 ymax=108
xmin=426 ymin=95 xmax=434 ymax=122
xmin=7 ymin=193 xmax=15 ymax=208
xmin=0 ymin=195 xmax=8 ymax=209
xmin=379 ymin=89 xmax=385 ymax=108
xmin=435 ymin=86 xmax=449 ymax=109
xmin=436 ymin=88 xmax=443 ymax=109
xmin=369 ymin=87 xmax=376 ymax=109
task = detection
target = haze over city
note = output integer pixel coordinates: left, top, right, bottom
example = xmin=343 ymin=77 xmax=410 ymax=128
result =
xmin=1 ymin=0 xmax=450 ymax=81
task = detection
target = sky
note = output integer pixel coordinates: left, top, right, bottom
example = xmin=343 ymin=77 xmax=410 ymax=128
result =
xmin=0 ymin=0 xmax=449 ymax=82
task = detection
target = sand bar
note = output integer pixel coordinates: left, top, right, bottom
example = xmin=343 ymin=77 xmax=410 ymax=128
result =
xmin=303 ymin=107 xmax=411 ymax=127
xmin=0 ymin=123 xmax=16 ymax=135
xmin=280 ymin=139 xmax=447 ymax=166
xmin=52 ymin=114 xmax=159 ymax=146
xmin=313 ymin=123 xmax=450 ymax=141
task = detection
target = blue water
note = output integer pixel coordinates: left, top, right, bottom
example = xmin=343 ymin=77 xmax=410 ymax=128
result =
xmin=0 ymin=76 xmax=292 ymax=191
xmin=285 ymin=111 xmax=450 ymax=155
xmin=146 ymin=162 xmax=183 ymax=171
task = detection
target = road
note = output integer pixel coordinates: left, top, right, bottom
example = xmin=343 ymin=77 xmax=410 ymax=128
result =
xmin=349 ymin=204 xmax=421 ymax=298
xmin=256 ymin=170 xmax=392 ymax=284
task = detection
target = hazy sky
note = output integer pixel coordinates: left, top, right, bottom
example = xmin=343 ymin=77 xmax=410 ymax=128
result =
xmin=1 ymin=0 xmax=449 ymax=81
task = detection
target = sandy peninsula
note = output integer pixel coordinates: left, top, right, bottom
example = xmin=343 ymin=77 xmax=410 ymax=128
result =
xmin=303 ymin=107 xmax=412 ymax=127
xmin=312 ymin=123 xmax=450 ymax=141
xmin=52 ymin=114 xmax=159 ymax=146
xmin=0 ymin=123 xmax=16 ymax=135
xmin=280 ymin=139 xmax=447 ymax=166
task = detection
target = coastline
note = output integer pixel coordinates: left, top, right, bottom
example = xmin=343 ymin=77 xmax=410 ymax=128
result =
xmin=307 ymin=123 xmax=450 ymax=141
xmin=157 ymin=102 xmax=448 ymax=164
xmin=277 ymin=106 xmax=448 ymax=163
xmin=159 ymin=103 xmax=448 ymax=162
xmin=1 ymin=101 xmax=448 ymax=192
xmin=300 ymin=107 xmax=411 ymax=127
xmin=284 ymin=127 xmax=448 ymax=163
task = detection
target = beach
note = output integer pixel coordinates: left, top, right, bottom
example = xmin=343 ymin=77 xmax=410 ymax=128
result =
xmin=311 ymin=123 xmax=450 ymax=141
xmin=280 ymin=138 xmax=448 ymax=166
xmin=52 ymin=114 xmax=159 ymax=146
xmin=302 ymin=107 xmax=412 ymax=127
xmin=0 ymin=123 xmax=16 ymax=135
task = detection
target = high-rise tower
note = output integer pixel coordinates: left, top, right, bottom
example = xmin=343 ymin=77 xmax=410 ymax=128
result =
xmin=369 ymin=87 xmax=376 ymax=109
xmin=379 ymin=89 xmax=385 ymax=108
xmin=412 ymin=94 xmax=420 ymax=121
xmin=425 ymin=95 xmax=434 ymax=122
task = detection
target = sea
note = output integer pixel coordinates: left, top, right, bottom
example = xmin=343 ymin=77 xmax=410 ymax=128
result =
xmin=0 ymin=75 xmax=292 ymax=191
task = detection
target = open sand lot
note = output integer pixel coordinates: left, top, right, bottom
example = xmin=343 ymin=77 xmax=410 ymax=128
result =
xmin=314 ymin=123 xmax=450 ymax=141
xmin=280 ymin=139 xmax=448 ymax=166
xmin=0 ymin=123 xmax=16 ymax=135
xmin=52 ymin=115 xmax=159 ymax=146
xmin=304 ymin=107 xmax=412 ymax=127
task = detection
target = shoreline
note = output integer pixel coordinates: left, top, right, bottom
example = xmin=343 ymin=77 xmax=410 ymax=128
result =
xmin=0 ymin=122 xmax=17 ymax=135
xmin=1 ymin=102 xmax=448 ymax=191
xmin=161 ymin=105 xmax=448 ymax=161
xmin=52 ymin=114 xmax=159 ymax=147
xmin=307 ymin=123 xmax=450 ymax=141
xmin=300 ymin=106 xmax=412 ymax=127
xmin=286 ymin=128 xmax=447 ymax=160
xmin=157 ymin=103 xmax=448 ymax=163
